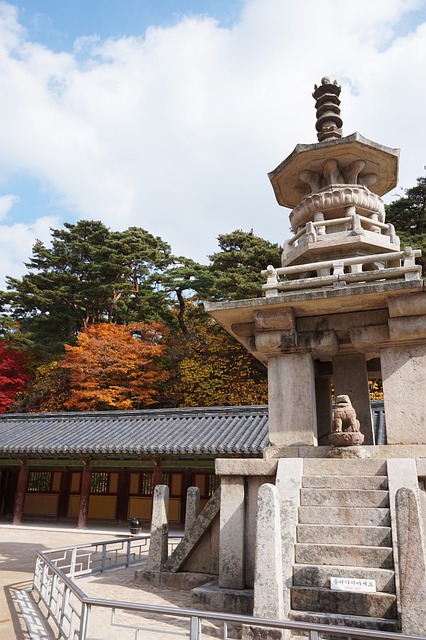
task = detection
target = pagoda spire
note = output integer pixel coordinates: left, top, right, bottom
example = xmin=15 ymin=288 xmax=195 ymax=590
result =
xmin=312 ymin=76 xmax=343 ymax=142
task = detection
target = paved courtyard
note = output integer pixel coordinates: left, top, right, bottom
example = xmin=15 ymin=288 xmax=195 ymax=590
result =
xmin=0 ymin=523 xmax=200 ymax=639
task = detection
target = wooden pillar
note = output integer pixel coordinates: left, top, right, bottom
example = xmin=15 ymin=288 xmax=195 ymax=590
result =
xmin=12 ymin=464 xmax=29 ymax=524
xmin=57 ymin=470 xmax=70 ymax=520
xmin=77 ymin=467 xmax=91 ymax=529
xmin=116 ymin=470 xmax=129 ymax=523
xmin=152 ymin=466 xmax=163 ymax=489
xmin=3 ymin=469 xmax=18 ymax=517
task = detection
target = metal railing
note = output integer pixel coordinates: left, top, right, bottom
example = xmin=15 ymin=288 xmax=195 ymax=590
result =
xmin=32 ymin=537 xmax=426 ymax=640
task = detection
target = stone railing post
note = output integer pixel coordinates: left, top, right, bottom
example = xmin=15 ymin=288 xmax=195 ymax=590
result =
xmin=185 ymin=486 xmax=200 ymax=533
xmin=396 ymin=486 xmax=426 ymax=635
xmin=147 ymin=484 xmax=169 ymax=571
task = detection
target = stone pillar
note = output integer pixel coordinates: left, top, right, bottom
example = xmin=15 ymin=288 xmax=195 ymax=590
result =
xmin=219 ymin=476 xmax=245 ymax=589
xmin=147 ymin=484 xmax=169 ymax=571
xmin=381 ymin=343 xmax=426 ymax=444
xmin=185 ymin=486 xmax=200 ymax=532
xmin=396 ymin=487 xmax=426 ymax=635
xmin=12 ymin=464 xmax=29 ymax=525
xmin=243 ymin=483 xmax=285 ymax=640
xmin=245 ymin=476 xmax=265 ymax=587
xmin=315 ymin=374 xmax=332 ymax=445
xmin=275 ymin=458 xmax=303 ymax=617
xmin=77 ymin=467 xmax=91 ymax=529
xmin=332 ymin=353 xmax=374 ymax=444
xmin=268 ymin=353 xmax=317 ymax=447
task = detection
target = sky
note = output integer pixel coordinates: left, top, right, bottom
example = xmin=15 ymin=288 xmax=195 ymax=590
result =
xmin=0 ymin=0 xmax=426 ymax=288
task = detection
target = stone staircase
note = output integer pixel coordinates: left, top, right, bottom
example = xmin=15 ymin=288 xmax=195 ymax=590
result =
xmin=290 ymin=458 xmax=399 ymax=631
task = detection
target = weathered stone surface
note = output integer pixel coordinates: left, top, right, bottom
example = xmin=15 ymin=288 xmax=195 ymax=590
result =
xmin=291 ymin=586 xmax=397 ymax=619
xmin=290 ymin=609 xmax=399 ymax=632
xmin=146 ymin=484 xmax=169 ymax=571
xmin=396 ymin=487 xmax=426 ymax=634
xmin=302 ymin=474 xmax=387 ymax=490
xmin=268 ymin=132 xmax=399 ymax=210
xmin=293 ymin=563 xmax=395 ymax=592
xmin=389 ymin=314 xmax=426 ymax=341
xmin=350 ymin=324 xmax=390 ymax=351
xmin=253 ymin=307 xmax=295 ymax=331
xmin=184 ymin=486 xmax=200 ymax=532
xmin=298 ymin=506 xmax=390 ymax=527
xmin=381 ymin=343 xmax=426 ymax=444
xmin=327 ymin=444 xmax=370 ymax=458
xmin=135 ymin=569 xmax=216 ymax=591
xmin=219 ymin=476 xmax=245 ymax=589
xmin=191 ymin=581 xmax=253 ymax=614
xmin=295 ymin=543 xmax=393 ymax=568
xmin=303 ymin=458 xmax=386 ymax=476
xmin=164 ymin=488 xmax=220 ymax=574
xmin=245 ymin=476 xmax=266 ymax=588
xmin=268 ymin=354 xmax=317 ymax=447
xmin=296 ymin=523 xmax=392 ymax=546
xmin=300 ymin=488 xmax=389 ymax=508
xmin=215 ymin=458 xmax=277 ymax=476
xmin=332 ymin=356 xmax=373 ymax=444
xmin=388 ymin=291 xmax=426 ymax=317
xmin=329 ymin=432 xmax=365 ymax=447
xmin=253 ymin=484 xmax=284 ymax=618
xmin=275 ymin=458 xmax=303 ymax=617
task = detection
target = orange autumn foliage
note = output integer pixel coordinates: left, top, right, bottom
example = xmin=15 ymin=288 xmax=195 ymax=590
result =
xmin=61 ymin=322 xmax=169 ymax=411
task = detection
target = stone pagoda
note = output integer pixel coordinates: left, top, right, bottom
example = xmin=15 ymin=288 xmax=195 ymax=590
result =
xmin=140 ymin=79 xmax=426 ymax=636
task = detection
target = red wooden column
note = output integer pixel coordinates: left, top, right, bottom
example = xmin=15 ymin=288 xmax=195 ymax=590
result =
xmin=77 ymin=467 xmax=91 ymax=529
xmin=12 ymin=464 xmax=29 ymax=524
xmin=152 ymin=466 xmax=163 ymax=489
xmin=116 ymin=470 xmax=129 ymax=523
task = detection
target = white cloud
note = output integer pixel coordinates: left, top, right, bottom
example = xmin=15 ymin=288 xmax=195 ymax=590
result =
xmin=0 ymin=0 xmax=425 ymax=289
xmin=0 ymin=193 xmax=19 ymax=220
xmin=0 ymin=215 xmax=60 ymax=284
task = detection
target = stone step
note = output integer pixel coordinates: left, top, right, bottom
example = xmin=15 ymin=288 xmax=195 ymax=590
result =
xmin=297 ymin=524 xmax=392 ymax=547
xmin=293 ymin=564 xmax=396 ymax=593
xmin=302 ymin=475 xmax=388 ymax=490
xmin=299 ymin=506 xmax=390 ymax=527
xmin=291 ymin=586 xmax=397 ymax=620
xmin=289 ymin=609 xmax=400 ymax=632
xmin=300 ymin=488 xmax=389 ymax=508
xmin=294 ymin=544 xmax=394 ymax=569
xmin=303 ymin=458 xmax=387 ymax=477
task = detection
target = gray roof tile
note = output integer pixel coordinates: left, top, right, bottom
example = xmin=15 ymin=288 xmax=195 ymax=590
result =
xmin=0 ymin=405 xmax=269 ymax=457
xmin=0 ymin=402 xmax=385 ymax=457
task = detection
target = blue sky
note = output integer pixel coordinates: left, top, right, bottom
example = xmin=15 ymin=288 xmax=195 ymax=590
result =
xmin=0 ymin=0 xmax=426 ymax=288
xmin=19 ymin=1 xmax=243 ymax=50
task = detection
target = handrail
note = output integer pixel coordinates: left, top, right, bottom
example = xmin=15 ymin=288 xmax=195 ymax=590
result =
xmin=32 ymin=538 xmax=426 ymax=640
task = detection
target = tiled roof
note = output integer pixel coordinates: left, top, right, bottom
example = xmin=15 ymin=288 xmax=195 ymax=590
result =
xmin=0 ymin=402 xmax=386 ymax=457
xmin=0 ymin=405 xmax=269 ymax=457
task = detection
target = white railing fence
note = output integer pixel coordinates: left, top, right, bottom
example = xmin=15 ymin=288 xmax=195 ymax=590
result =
xmin=32 ymin=536 xmax=426 ymax=640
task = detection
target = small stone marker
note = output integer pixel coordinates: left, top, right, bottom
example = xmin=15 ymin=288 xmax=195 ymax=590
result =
xmin=330 ymin=577 xmax=376 ymax=593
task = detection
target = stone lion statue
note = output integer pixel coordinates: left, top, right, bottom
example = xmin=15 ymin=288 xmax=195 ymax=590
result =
xmin=332 ymin=394 xmax=360 ymax=433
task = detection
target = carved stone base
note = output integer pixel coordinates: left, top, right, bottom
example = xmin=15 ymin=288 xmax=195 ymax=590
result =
xmin=329 ymin=431 xmax=365 ymax=447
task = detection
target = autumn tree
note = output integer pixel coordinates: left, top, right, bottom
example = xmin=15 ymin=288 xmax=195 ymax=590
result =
xmin=207 ymin=229 xmax=282 ymax=301
xmin=0 ymin=343 xmax=31 ymax=413
xmin=61 ymin=322 xmax=170 ymax=411
xmin=165 ymin=305 xmax=268 ymax=407
xmin=0 ymin=221 xmax=174 ymax=359
xmin=10 ymin=361 xmax=70 ymax=413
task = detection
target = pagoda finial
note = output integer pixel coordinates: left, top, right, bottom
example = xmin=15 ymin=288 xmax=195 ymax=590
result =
xmin=312 ymin=77 xmax=343 ymax=142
